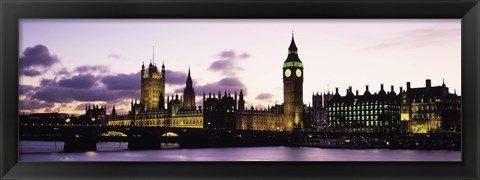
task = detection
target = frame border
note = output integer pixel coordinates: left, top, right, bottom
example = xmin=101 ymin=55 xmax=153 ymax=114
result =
xmin=1 ymin=0 xmax=479 ymax=179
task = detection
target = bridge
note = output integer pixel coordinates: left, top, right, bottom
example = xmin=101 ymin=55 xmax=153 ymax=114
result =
xmin=19 ymin=125 xmax=293 ymax=152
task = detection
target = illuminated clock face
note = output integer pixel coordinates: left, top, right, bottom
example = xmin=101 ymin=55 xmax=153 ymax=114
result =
xmin=296 ymin=69 xmax=302 ymax=77
xmin=285 ymin=69 xmax=291 ymax=77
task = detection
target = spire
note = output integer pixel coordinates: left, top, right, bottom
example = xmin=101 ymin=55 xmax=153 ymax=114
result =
xmin=186 ymin=66 xmax=192 ymax=88
xmin=152 ymin=45 xmax=155 ymax=65
xmin=162 ymin=61 xmax=165 ymax=69
xmin=442 ymin=78 xmax=446 ymax=87
xmin=288 ymin=31 xmax=298 ymax=52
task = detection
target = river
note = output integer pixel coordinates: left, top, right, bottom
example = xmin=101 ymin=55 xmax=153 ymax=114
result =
xmin=19 ymin=141 xmax=461 ymax=161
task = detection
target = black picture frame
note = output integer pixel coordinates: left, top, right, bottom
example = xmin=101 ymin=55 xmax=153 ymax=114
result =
xmin=1 ymin=0 xmax=479 ymax=179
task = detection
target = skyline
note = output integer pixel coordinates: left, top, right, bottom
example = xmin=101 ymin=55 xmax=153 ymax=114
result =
xmin=19 ymin=19 xmax=461 ymax=115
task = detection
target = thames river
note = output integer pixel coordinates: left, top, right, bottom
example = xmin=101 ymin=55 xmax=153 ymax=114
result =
xmin=19 ymin=141 xmax=461 ymax=161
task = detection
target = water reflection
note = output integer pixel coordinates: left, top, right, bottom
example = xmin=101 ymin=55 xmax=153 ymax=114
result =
xmin=19 ymin=141 xmax=461 ymax=162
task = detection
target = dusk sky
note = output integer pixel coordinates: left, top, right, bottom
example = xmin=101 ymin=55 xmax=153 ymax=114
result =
xmin=19 ymin=19 xmax=461 ymax=115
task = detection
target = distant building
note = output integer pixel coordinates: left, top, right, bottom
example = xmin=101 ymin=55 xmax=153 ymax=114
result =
xmin=84 ymin=105 xmax=107 ymax=126
xmin=400 ymin=79 xmax=461 ymax=133
xmin=202 ymin=90 xmax=285 ymax=131
xmin=19 ymin=112 xmax=70 ymax=125
xmin=326 ymin=85 xmax=402 ymax=133
xmin=311 ymin=91 xmax=335 ymax=131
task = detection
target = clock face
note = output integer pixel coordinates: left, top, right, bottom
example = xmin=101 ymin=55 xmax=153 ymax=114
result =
xmin=296 ymin=69 xmax=302 ymax=77
xmin=285 ymin=69 xmax=291 ymax=77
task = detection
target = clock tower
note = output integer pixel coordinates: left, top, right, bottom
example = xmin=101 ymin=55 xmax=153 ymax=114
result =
xmin=283 ymin=33 xmax=304 ymax=131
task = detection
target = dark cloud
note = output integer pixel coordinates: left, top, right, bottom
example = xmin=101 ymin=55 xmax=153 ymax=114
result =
xmin=255 ymin=93 xmax=274 ymax=100
xmin=208 ymin=50 xmax=250 ymax=76
xmin=74 ymin=65 xmax=109 ymax=74
xmin=19 ymin=85 xmax=35 ymax=95
xmin=40 ymin=79 xmax=55 ymax=86
xmin=58 ymin=74 xmax=97 ymax=89
xmin=19 ymin=45 xmax=59 ymax=76
xmin=102 ymin=72 xmax=141 ymax=90
xmin=21 ymin=65 xmax=140 ymax=112
xmin=22 ymin=69 xmax=41 ymax=77
xmin=165 ymin=70 xmax=187 ymax=85
xmin=19 ymin=99 xmax=55 ymax=110
xmin=175 ymin=77 xmax=247 ymax=96
xmin=56 ymin=67 xmax=70 ymax=76
xmin=19 ymin=44 xmax=59 ymax=68
xmin=31 ymin=86 xmax=139 ymax=103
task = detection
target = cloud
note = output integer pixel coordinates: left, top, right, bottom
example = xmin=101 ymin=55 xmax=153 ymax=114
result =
xmin=22 ymin=67 xmax=140 ymax=112
xmin=165 ymin=70 xmax=187 ymax=85
xmin=40 ymin=79 xmax=55 ymax=86
xmin=74 ymin=65 xmax=109 ymax=74
xmin=58 ymin=74 xmax=97 ymax=89
xmin=107 ymin=53 xmax=129 ymax=60
xmin=102 ymin=72 xmax=141 ymax=90
xmin=255 ymin=93 xmax=274 ymax=100
xmin=19 ymin=44 xmax=59 ymax=76
xmin=208 ymin=50 xmax=250 ymax=76
xmin=366 ymin=26 xmax=460 ymax=50
xmin=31 ymin=86 xmax=139 ymax=103
xmin=19 ymin=99 xmax=55 ymax=110
xmin=19 ymin=85 xmax=35 ymax=95
xmin=108 ymin=53 xmax=121 ymax=59
xmin=22 ymin=69 xmax=42 ymax=77
xmin=176 ymin=77 xmax=247 ymax=96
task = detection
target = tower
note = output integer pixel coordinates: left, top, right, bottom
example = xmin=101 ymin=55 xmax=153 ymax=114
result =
xmin=183 ymin=67 xmax=196 ymax=110
xmin=283 ymin=33 xmax=304 ymax=131
xmin=140 ymin=47 xmax=165 ymax=110
xmin=238 ymin=89 xmax=245 ymax=110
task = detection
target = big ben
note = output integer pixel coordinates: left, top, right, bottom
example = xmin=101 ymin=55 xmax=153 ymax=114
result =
xmin=283 ymin=34 xmax=303 ymax=131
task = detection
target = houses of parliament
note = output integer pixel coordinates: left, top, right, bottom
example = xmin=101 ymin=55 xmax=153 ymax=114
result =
xmin=102 ymin=35 xmax=461 ymax=134
xmin=105 ymin=35 xmax=304 ymax=131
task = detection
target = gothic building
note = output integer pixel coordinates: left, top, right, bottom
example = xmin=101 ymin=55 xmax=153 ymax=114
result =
xmin=107 ymin=61 xmax=203 ymax=128
xmin=311 ymin=91 xmax=335 ymax=130
xmin=283 ymin=34 xmax=304 ymax=131
xmin=202 ymin=89 xmax=286 ymax=131
xmin=141 ymin=58 xmax=165 ymax=110
xmin=182 ymin=68 xmax=196 ymax=111
xmin=84 ymin=104 xmax=107 ymax=126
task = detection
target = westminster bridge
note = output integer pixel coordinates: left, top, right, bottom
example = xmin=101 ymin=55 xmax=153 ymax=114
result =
xmin=20 ymin=124 xmax=461 ymax=152
xmin=19 ymin=124 xmax=294 ymax=152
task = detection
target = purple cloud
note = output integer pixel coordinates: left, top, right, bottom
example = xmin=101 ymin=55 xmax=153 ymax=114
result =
xmin=40 ymin=79 xmax=55 ymax=86
xmin=58 ymin=74 xmax=97 ymax=89
xmin=208 ymin=50 xmax=250 ymax=76
xmin=255 ymin=93 xmax=274 ymax=100
xmin=220 ymin=50 xmax=235 ymax=58
xmin=19 ymin=44 xmax=59 ymax=68
xmin=176 ymin=77 xmax=247 ymax=96
xmin=22 ymin=69 xmax=41 ymax=77
xmin=32 ymin=86 xmax=139 ymax=103
xmin=19 ymin=99 xmax=55 ymax=110
xmin=19 ymin=85 xmax=35 ymax=95
xmin=166 ymin=70 xmax=187 ymax=85
xmin=19 ymin=44 xmax=59 ymax=76
xmin=102 ymin=72 xmax=141 ymax=90
xmin=74 ymin=65 xmax=109 ymax=74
